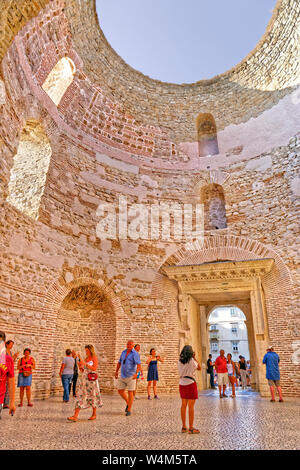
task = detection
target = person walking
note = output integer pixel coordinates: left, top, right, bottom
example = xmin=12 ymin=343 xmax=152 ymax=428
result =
xmin=115 ymin=340 xmax=141 ymax=416
xmin=227 ymin=353 xmax=237 ymax=398
xmin=59 ymin=349 xmax=75 ymax=403
xmin=207 ymin=354 xmax=216 ymax=389
xmin=238 ymin=356 xmax=248 ymax=390
xmin=133 ymin=344 xmax=143 ymax=400
xmin=69 ymin=350 xmax=79 ymax=398
xmin=0 ymin=331 xmax=16 ymax=417
xmin=178 ymin=345 xmax=201 ymax=434
xmin=246 ymin=360 xmax=251 ymax=387
xmin=68 ymin=344 xmax=103 ymax=422
xmin=215 ymin=349 xmax=229 ymax=398
xmin=146 ymin=348 xmax=164 ymax=400
xmin=17 ymin=348 xmax=35 ymax=407
xmin=262 ymin=346 xmax=283 ymax=402
xmin=3 ymin=340 xmax=19 ymax=409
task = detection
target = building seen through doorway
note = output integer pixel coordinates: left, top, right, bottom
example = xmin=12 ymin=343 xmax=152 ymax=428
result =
xmin=208 ymin=307 xmax=250 ymax=362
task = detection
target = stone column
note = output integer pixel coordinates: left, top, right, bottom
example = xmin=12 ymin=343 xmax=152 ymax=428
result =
xmin=250 ymin=282 xmax=269 ymax=397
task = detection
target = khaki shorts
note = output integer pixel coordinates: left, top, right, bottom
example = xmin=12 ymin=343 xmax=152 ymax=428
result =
xmin=117 ymin=376 xmax=137 ymax=391
xmin=268 ymin=379 xmax=280 ymax=387
xmin=217 ymin=373 xmax=229 ymax=386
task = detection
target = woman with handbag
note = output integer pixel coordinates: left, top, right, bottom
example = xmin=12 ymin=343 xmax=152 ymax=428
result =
xmin=178 ymin=345 xmax=201 ymax=434
xmin=68 ymin=344 xmax=103 ymax=422
xmin=17 ymin=348 xmax=35 ymax=407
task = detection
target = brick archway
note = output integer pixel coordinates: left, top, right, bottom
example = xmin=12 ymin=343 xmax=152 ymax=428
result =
xmin=41 ymin=267 xmax=131 ymax=397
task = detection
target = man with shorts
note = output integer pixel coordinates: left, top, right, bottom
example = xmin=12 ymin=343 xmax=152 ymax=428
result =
xmin=0 ymin=331 xmax=16 ymax=417
xmin=215 ymin=349 xmax=229 ymax=398
xmin=115 ymin=340 xmax=142 ymax=416
xmin=263 ymin=346 xmax=283 ymax=402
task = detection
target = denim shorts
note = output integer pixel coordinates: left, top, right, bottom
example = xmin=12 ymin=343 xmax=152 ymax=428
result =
xmin=17 ymin=373 xmax=32 ymax=387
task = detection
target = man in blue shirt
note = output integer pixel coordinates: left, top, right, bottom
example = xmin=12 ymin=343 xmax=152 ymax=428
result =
xmin=262 ymin=346 xmax=283 ymax=402
xmin=115 ymin=340 xmax=141 ymax=416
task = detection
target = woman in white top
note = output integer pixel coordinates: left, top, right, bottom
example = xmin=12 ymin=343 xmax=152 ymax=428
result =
xmin=68 ymin=345 xmax=103 ymax=422
xmin=178 ymin=345 xmax=201 ymax=434
xmin=227 ymin=353 xmax=237 ymax=398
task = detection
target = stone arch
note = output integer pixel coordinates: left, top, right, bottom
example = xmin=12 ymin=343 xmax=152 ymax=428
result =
xmin=44 ymin=269 xmax=131 ymax=396
xmin=196 ymin=113 xmax=219 ymax=157
xmin=6 ymin=119 xmax=52 ymax=219
xmin=41 ymin=57 xmax=76 ymax=106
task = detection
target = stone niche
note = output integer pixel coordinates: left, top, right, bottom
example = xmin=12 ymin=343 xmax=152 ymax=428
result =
xmin=51 ymin=284 xmax=117 ymax=395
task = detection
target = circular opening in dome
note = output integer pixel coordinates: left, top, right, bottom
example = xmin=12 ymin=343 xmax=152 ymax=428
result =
xmin=96 ymin=0 xmax=277 ymax=84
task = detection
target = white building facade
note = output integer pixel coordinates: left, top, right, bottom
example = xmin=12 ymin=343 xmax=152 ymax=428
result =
xmin=208 ymin=306 xmax=250 ymax=362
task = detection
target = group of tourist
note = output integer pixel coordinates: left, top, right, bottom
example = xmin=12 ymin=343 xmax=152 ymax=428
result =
xmin=0 ymin=335 xmax=36 ymax=411
xmin=0 ymin=329 xmax=283 ymax=433
xmin=207 ymin=350 xmax=251 ymax=398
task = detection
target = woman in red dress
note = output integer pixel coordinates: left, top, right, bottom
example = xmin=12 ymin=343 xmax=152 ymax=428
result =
xmin=178 ymin=345 xmax=201 ymax=434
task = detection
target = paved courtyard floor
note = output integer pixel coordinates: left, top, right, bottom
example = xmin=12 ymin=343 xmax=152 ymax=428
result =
xmin=1 ymin=388 xmax=299 ymax=450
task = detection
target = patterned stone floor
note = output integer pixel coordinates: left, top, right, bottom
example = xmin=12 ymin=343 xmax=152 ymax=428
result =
xmin=1 ymin=388 xmax=299 ymax=450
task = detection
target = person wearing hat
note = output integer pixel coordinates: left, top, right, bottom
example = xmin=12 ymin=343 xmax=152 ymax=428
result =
xmin=262 ymin=346 xmax=283 ymax=402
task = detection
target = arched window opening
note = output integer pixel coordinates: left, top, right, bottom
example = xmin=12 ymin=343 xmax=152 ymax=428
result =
xmin=42 ymin=57 xmax=76 ymax=106
xmin=196 ymin=113 xmax=219 ymax=157
xmin=6 ymin=120 xmax=52 ymax=220
xmin=201 ymin=183 xmax=227 ymax=230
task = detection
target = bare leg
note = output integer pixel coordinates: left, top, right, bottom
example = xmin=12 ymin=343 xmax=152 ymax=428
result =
xmin=153 ymin=380 xmax=157 ymax=397
xmin=26 ymin=386 xmax=32 ymax=404
xmin=270 ymin=386 xmax=275 ymax=401
xmin=89 ymin=407 xmax=97 ymax=419
xmin=188 ymin=399 xmax=195 ymax=429
xmin=118 ymin=389 xmax=128 ymax=405
xmin=19 ymin=387 xmax=24 ymax=405
xmin=277 ymin=386 xmax=283 ymax=401
xmin=218 ymin=385 xmax=222 ymax=397
xmin=223 ymin=385 xmax=227 ymax=396
xmin=68 ymin=406 xmax=80 ymax=421
xmin=181 ymin=399 xmax=188 ymax=429
xmin=147 ymin=381 xmax=151 ymax=397
xmin=127 ymin=391 xmax=134 ymax=412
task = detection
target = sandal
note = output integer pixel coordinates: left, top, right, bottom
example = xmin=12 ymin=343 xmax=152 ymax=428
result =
xmin=28 ymin=403 xmax=33 ymax=407
xmin=18 ymin=403 xmax=23 ymax=407
xmin=67 ymin=416 xmax=78 ymax=422
xmin=88 ymin=416 xmax=96 ymax=420
xmin=189 ymin=428 xmax=200 ymax=434
xmin=181 ymin=427 xmax=188 ymax=433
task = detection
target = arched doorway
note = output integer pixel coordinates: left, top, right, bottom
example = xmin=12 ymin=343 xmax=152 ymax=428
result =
xmin=208 ymin=306 xmax=250 ymax=363
xmin=50 ymin=282 xmax=117 ymax=396
xmin=161 ymin=258 xmax=275 ymax=396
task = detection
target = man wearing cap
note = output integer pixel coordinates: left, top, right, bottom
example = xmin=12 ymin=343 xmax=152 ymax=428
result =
xmin=262 ymin=346 xmax=283 ymax=402
xmin=0 ymin=331 xmax=16 ymax=416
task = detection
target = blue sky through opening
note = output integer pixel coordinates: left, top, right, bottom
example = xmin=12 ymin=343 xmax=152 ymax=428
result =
xmin=96 ymin=0 xmax=277 ymax=83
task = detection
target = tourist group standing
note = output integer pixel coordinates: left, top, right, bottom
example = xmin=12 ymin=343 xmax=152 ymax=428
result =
xmin=0 ymin=329 xmax=284 ymax=432
xmin=207 ymin=350 xmax=253 ymax=397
